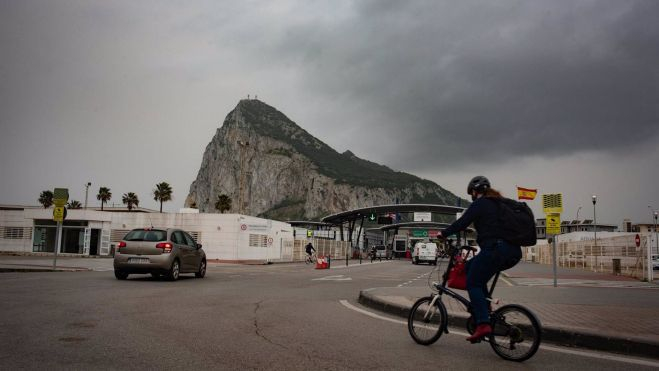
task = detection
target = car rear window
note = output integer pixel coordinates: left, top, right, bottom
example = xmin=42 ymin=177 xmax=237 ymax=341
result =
xmin=123 ymin=229 xmax=167 ymax=242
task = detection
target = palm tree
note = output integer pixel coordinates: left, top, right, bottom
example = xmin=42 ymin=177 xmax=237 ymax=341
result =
xmin=38 ymin=190 xmax=54 ymax=208
xmin=215 ymin=194 xmax=232 ymax=213
xmin=67 ymin=200 xmax=82 ymax=209
xmin=153 ymin=182 xmax=173 ymax=213
xmin=122 ymin=192 xmax=140 ymax=211
xmin=97 ymin=187 xmax=112 ymax=211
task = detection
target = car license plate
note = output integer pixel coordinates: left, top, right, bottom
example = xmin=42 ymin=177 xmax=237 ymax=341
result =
xmin=128 ymin=258 xmax=149 ymax=264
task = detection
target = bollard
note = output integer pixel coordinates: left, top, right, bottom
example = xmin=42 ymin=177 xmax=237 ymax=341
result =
xmin=328 ymin=255 xmax=331 ymax=269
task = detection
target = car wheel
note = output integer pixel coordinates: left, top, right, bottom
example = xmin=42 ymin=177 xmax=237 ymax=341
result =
xmin=167 ymin=260 xmax=180 ymax=281
xmin=195 ymin=260 xmax=206 ymax=278
xmin=151 ymin=272 xmax=161 ymax=280
xmin=114 ymin=270 xmax=128 ymax=280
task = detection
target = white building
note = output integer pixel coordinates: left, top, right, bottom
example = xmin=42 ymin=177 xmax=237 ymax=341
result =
xmin=0 ymin=205 xmax=295 ymax=262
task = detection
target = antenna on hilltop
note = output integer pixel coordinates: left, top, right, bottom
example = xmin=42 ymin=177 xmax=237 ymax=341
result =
xmin=247 ymin=94 xmax=250 ymax=99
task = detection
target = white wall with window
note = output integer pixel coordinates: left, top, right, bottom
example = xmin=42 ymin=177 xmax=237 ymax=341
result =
xmin=0 ymin=206 xmax=294 ymax=262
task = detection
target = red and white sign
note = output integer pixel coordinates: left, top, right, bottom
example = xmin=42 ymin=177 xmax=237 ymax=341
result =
xmin=240 ymin=224 xmax=247 ymax=231
xmin=635 ymin=234 xmax=641 ymax=247
xmin=428 ymin=230 xmax=439 ymax=238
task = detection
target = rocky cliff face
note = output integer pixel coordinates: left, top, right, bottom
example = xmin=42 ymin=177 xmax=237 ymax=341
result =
xmin=185 ymin=99 xmax=465 ymax=220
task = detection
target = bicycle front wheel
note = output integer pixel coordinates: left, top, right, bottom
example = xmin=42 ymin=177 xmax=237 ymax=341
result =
xmin=407 ymin=296 xmax=447 ymax=345
xmin=489 ymin=304 xmax=542 ymax=362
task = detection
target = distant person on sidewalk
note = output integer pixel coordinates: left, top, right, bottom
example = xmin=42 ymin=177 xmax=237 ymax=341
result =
xmin=437 ymin=176 xmax=522 ymax=343
xmin=305 ymin=242 xmax=315 ymax=258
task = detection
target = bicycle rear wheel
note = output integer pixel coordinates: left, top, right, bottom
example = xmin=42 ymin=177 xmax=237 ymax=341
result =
xmin=407 ymin=296 xmax=447 ymax=345
xmin=489 ymin=304 xmax=542 ymax=362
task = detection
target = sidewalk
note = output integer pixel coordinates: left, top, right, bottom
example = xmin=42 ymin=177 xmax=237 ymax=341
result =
xmin=359 ymin=262 xmax=659 ymax=360
xmin=0 ymin=254 xmax=107 ymax=272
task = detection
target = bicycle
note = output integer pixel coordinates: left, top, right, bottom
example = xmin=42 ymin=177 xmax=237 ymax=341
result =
xmin=305 ymin=253 xmax=316 ymax=264
xmin=407 ymin=244 xmax=542 ymax=362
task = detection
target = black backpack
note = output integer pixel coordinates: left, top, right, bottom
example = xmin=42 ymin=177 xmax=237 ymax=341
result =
xmin=495 ymin=198 xmax=537 ymax=246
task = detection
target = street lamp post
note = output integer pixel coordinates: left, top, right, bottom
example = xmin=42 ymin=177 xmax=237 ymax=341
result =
xmin=592 ymin=195 xmax=598 ymax=271
xmin=654 ymin=211 xmax=658 ymax=256
xmin=576 ymin=206 xmax=582 ymax=233
xmin=84 ymin=182 xmax=92 ymax=209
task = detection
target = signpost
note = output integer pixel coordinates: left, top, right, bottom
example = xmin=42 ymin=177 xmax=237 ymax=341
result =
xmin=52 ymin=188 xmax=69 ymax=270
xmin=542 ymin=193 xmax=563 ymax=287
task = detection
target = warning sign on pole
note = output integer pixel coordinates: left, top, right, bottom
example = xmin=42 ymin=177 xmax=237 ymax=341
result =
xmin=546 ymin=213 xmax=561 ymax=235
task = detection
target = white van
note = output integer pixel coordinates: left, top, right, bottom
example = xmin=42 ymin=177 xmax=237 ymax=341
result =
xmin=412 ymin=242 xmax=438 ymax=265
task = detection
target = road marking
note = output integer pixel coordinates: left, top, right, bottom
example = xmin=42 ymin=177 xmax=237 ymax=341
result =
xmin=329 ymin=260 xmax=392 ymax=269
xmin=313 ymin=275 xmax=352 ymax=281
xmin=499 ymin=276 xmax=514 ymax=286
xmin=339 ymin=300 xmax=659 ymax=368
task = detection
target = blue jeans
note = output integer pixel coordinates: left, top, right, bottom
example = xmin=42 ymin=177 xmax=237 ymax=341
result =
xmin=466 ymin=239 xmax=521 ymax=325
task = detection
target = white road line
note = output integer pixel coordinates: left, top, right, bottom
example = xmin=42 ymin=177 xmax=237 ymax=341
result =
xmin=339 ymin=300 xmax=659 ymax=368
xmin=499 ymin=276 xmax=514 ymax=286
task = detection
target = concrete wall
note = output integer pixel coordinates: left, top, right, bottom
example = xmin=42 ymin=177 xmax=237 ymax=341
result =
xmin=0 ymin=210 xmax=32 ymax=253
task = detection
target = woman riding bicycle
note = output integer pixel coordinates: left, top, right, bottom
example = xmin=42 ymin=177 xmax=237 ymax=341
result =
xmin=437 ymin=176 xmax=522 ymax=343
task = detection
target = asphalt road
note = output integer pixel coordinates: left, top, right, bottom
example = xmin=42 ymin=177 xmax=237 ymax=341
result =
xmin=0 ymin=260 xmax=656 ymax=370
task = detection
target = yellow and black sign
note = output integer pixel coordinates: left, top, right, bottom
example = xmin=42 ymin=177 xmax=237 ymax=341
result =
xmin=542 ymin=193 xmax=563 ymax=214
xmin=546 ymin=213 xmax=561 ymax=235
xmin=53 ymin=188 xmax=69 ymax=207
xmin=53 ymin=206 xmax=67 ymax=222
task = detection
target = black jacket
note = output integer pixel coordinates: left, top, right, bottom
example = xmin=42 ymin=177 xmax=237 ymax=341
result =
xmin=442 ymin=197 xmax=501 ymax=247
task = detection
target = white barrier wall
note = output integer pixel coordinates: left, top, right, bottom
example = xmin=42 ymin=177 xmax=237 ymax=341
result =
xmin=108 ymin=212 xmax=294 ymax=261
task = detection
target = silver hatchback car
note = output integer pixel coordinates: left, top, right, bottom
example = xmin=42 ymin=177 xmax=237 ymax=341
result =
xmin=113 ymin=228 xmax=206 ymax=281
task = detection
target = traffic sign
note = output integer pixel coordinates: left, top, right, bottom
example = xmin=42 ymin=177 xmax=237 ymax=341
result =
xmin=53 ymin=188 xmax=69 ymax=207
xmin=53 ymin=206 xmax=66 ymax=222
xmin=546 ymin=213 xmax=561 ymax=235
xmin=412 ymin=229 xmax=428 ymax=237
xmin=414 ymin=212 xmax=431 ymax=222
xmin=542 ymin=193 xmax=563 ymax=214
xmin=368 ymin=212 xmax=376 ymax=222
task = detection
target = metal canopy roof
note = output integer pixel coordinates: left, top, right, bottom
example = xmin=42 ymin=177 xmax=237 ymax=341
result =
xmin=321 ymin=204 xmax=464 ymax=225
xmin=287 ymin=221 xmax=334 ymax=228
xmin=379 ymin=222 xmax=451 ymax=231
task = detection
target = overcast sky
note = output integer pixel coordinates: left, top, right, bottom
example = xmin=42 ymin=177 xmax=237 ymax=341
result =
xmin=1 ymin=0 xmax=658 ymax=226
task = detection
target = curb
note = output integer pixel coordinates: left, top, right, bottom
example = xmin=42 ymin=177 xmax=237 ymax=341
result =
xmin=358 ymin=289 xmax=659 ymax=360
xmin=0 ymin=267 xmax=91 ymax=273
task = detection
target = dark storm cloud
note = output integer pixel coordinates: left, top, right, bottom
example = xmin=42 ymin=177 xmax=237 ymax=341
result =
xmin=264 ymin=0 xmax=659 ymax=171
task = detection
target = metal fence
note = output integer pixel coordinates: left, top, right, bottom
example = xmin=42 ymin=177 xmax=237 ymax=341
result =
xmin=287 ymin=239 xmax=350 ymax=262
xmin=522 ymin=234 xmax=656 ymax=280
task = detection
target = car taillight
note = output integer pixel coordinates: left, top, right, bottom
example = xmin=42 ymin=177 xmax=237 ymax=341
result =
xmin=156 ymin=242 xmax=173 ymax=253
xmin=117 ymin=241 xmax=126 ymax=252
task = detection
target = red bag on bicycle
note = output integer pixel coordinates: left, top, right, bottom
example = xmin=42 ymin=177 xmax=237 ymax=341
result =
xmin=447 ymin=254 xmax=467 ymax=290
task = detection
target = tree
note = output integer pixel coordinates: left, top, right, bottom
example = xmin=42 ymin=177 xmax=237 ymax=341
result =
xmin=38 ymin=190 xmax=53 ymax=208
xmin=215 ymin=194 xmax=232 ymax=213
xmin=153 ymin=182 xmax=173 ymax=213
xmin=67 ymin=200 xmax=82 ymax=209
xmin=97 ymin=187 xmax=112 ymax=211
xmin=122 ymin=192 xmax=140 ymax=211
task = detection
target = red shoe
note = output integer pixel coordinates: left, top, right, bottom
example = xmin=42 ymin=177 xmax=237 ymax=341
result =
xmin=466 ymin=324 xmax=492 ymax=343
